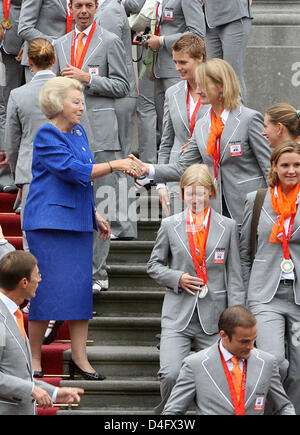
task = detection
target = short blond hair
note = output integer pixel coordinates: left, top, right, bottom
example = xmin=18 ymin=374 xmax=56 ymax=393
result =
xmin=180 ymin=164 xmax=217 ymax=200
xmin=268 ymin=140 xmax=300 ymax=187
xmin=39 ymin=76 xmax=84 ymax=119
xmin=195 ymin=58 xmax=240 ymax=111
xmin=172 ymin=34 xmax=206 ymax=61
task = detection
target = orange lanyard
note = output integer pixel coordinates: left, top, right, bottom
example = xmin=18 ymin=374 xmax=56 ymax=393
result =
xmin=187 ymin=84 xmax=201 ymax=136
xmin=218 ymin=342 xmax=247 ymax=415
xmin=66 ymin=10 xmax=74 ymax=34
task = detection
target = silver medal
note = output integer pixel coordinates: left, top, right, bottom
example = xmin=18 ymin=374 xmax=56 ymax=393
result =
xmin=280 ymin=259 xmax=294 ymax=274
xmin=198 ymin=284 xmax=208 ymax=299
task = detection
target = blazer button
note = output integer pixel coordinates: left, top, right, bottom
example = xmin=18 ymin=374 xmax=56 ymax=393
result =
xmin=82 ymin=147 xmax=86 ymax=151
xmin=91 ymin=181 xmax=94 ymax=186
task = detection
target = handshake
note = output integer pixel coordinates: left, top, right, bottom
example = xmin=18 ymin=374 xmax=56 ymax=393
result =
xmin=121 ymin=154 xmax=150 ymax=179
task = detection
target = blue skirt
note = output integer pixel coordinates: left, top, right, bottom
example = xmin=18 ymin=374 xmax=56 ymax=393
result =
xmin=26 ymin=229 xmax=93 ymax=321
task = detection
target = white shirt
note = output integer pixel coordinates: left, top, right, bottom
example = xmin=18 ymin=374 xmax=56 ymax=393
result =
xmin=219 ymin=339 xmax=244 ymax=372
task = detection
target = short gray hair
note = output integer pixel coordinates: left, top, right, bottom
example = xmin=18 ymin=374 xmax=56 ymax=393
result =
xmin=39 ymin=76 xmax=84 ymax=119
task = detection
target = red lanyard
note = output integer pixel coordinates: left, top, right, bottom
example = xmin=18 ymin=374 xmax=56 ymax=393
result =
xmin=3 ymin=0 xmax=11 ymax=19
xmin=66 ymin=10 xmax=74 ymax=34
xmin=218 ymin=342 xmax=247 ymax=415
xmin=187 ymin=84 xmax=201 ymax=137
xmin=70 ymin=21 xmax=96 ymax=69
xmin=281 ymin=213 xmax=296 ymax=260
xmin=154 ymin=1 xmax=162 ymax=35
xmin=186 ymin=209 xmax=211 ymax=285
xmin=212 ymin=138 xmax=221 ymax=180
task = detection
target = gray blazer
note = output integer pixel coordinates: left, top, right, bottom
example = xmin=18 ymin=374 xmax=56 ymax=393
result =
xmin=0 ymin=0 xmax=23 ymax=55
xmin=147 ymin=208 xmax=245 ymax=334
xmin=158 ymin=81 xmax=210 ymax=165
xmin=18 ymin=0 xmax=73 ymax=66
xmin=240 ymin=189 xmax=300 ymax=305
xmin=4 ymin=71 xmax=55 ymax=185
xmin=154 ymin=105 xmax=271 ymax=225
xmin=154 ymin=0 xmax=205 ymax=79
xmin=0 ymin=299 xmax=56 ymax=415
xmin=4 ymin=71 xmax=93 ymax=184
xmin=53 ymin=23 xmax=129 ymax=152
xmin=95 ymin=0 xmax=137 ymax=98
xmin=203 ymin=0 xmax=252 ymax=28
xmin=123 ymin=0 xmax=146 ymax=14
xmin=163 ymin=341 xmax=295 ymax=415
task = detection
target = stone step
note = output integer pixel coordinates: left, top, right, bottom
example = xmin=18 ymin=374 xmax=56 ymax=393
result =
xmin=59 ymin=379 xmax=160 ymax=409
xmin=107 ymin=240 xmax=155 ymax=264
xmin=137 ymin=220 xmax=160 ymax=241
xmin=106 ymin=264 xmax=162 ymax=291
xmin=62 ymin=345 xmax=159 ymax=378
xmin=93 ymin=291 xmax=164 ymax=317
xmin=87 ymin=317 xmax=161 ymax=346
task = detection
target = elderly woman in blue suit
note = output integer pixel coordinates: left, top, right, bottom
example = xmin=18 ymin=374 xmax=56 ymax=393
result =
xmin=23 ymin=76 xmax=140 ymax=380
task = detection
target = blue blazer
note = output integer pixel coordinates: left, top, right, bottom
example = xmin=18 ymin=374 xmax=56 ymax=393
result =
xmin=23 ymin=123 xmax=97 ymax=232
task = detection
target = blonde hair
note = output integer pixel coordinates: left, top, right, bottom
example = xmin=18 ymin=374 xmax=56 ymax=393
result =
xmin=172 ymin=34 xmax=206 ymax=61
xmin=195 ymin=58 xmax=240 ymax=111
xmin=28 ymin=38 xmax=55 ymax=69
xmin=180 ymin=164 xmax=217 ymax=200
xmin=266 ymin=103 xmax=300 ymax=139
xmin=267 ymin=140 xmax=300 ymax=187
xmin=39 ymin=77 xmax=84 ymax=119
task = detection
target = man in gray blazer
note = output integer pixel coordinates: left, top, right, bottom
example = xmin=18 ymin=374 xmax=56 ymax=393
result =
xmin=0 ymin=0 xmax=24 ymax=188
xmin=95 ymin=0 xmax=138 ymax=241
xmin=203 ymin=0 xmax=252 ymax=104
xmin=163 ymin=305 xmax=295 ymax=415
xmin=18 ymin=0 xmax=75 ymax=81
xmin=0 ymin=250 xmax=83 ymax=415
xmin=53 ymin=0 xmax=130 ymax=290
xmin=145 ymin=0 xmax=205 ymax=136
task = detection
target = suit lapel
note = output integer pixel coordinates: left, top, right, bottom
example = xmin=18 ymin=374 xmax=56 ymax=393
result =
xmin=173 ymin=83 xmax=190 ymax=135
xmin=0 ymin=300 xmax=32 ymax=369
xmin=202 ymin=342 xmax=234 ymax=409
xmin=245 ymin=349 xmax=265 ymax=407
xmin=82 ymin=25 xmax=104 ymax=69
xmin=205 ymin=209 xmax=225 ymax=262
xmin=173 ymin=210 xmax=192 ymax=258
xmin=220 ymin=106 xmax=241 ymax=162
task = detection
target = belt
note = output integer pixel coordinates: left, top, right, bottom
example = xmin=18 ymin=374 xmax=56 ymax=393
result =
xmin=280 ymin=279 xmax=294 ymax=285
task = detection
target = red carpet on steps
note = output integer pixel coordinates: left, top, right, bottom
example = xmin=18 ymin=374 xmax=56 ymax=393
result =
xmin=0 ymin=192 xmax=71 ymax=415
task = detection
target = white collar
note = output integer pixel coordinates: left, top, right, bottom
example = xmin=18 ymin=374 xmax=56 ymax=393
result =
xmin=31 ymin=70 xmax=56 ymax=80
xmin=219 ymin=339 xmax=236 ymax=363
xmin=0 ymin=291 xmax=18 ymax=317
xmin=75 ymin=22 xmax=94 ymax=38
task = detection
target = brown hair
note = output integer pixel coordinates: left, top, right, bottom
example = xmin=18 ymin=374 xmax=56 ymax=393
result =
xmin=195 ymin=58 xmax=240 ymax=111
xmin=172 ymin=34 xmax=206 ymax=61
xmin=266 ymin=103 xmax=300 ymax=140
xmin=0 ymin=251 xmax=38 ymax=291
xmin=28 ymin=38 xmax=55 ymax=70
xmin=267 ymin=140 xmax=300 ymax=187
xmin=218 ymin=305 xmax=257 ymax=340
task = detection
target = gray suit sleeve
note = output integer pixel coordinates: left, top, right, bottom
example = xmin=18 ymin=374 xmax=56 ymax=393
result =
xmin=4 ymin=92 xmax=21 ymax=179
xmin=268 ymin=357 xmax=296 ymax=415
xmin=239 ymin=192 xmax=255 ymax=290
xmin=157 ymin=92 xmax=175 ymax=164
xmin=123 ymin=0 xmax=146 ymax=14
xmin=18 ymin=0 xmax=51 ymax=41
xmin=147 ymin=219 xmax=185 ymax=292
xmin=162 ymin=358 xmax=196 ymax=415
xmin=164 ymin=0 xmax=206 ymax=49
xmin=225 ymin=220 xmax=246 ymax=306
xmin=247 ymin=111 xmax=271 ymax=182
xmin=154 ymin=132 xmax=203 ymax=182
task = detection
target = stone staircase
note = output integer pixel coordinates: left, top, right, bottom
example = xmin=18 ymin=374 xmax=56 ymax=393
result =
xmin=59 ymin=192 xmax=164 ymax=415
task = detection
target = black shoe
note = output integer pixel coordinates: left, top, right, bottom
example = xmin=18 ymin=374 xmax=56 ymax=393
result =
xmin=43 ymin=320 xmax=64 ymax=345
xmin=68 ymin=359 xmax=106 ymax=381
xmin=33 ymin=370 xmax=44 ymax=378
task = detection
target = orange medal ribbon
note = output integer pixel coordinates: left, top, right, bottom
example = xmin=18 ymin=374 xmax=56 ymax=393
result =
xmin=187 ymin=84 xmax=201 ymax=137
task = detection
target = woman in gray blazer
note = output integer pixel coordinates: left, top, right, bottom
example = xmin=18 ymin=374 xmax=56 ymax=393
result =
xmin=130 ymin=58 xmax=271 ymax=226
xmin=148 ymin=163 xmax=245 ymax=414
xmin=240 ymin=141 xmax=300 ymax=414
xmin=157 ymin=34 xmax=209 ymax=217
xmin=262 ymin=103 xmax=300 ymax=149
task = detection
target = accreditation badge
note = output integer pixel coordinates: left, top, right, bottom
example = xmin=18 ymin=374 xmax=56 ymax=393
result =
xmin=254 ymin=396 xmax=265 ymax=411
xmin=88 ymin=66 xmax=100 ymax=76
xmin=214 ymin=249 xmax=225 ymax=264
xmin=229 ymin=143 xmax=242 ymax=157
xmin=164 ymin=8 xmax=174 ymax=21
